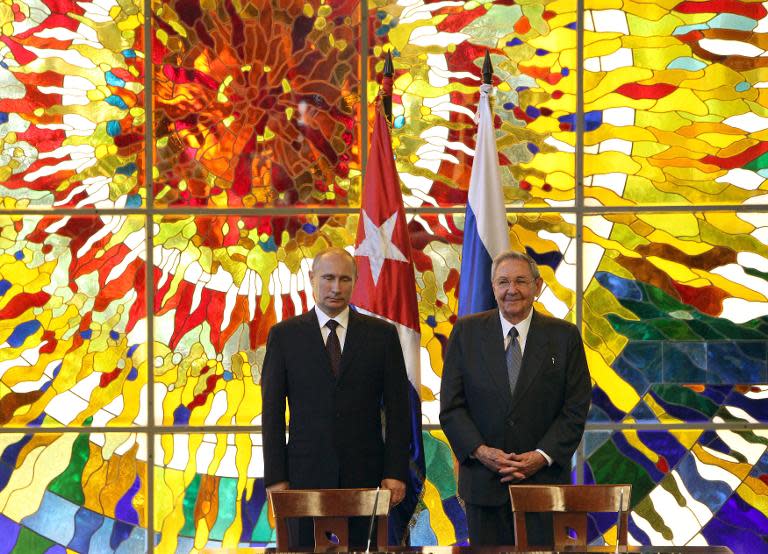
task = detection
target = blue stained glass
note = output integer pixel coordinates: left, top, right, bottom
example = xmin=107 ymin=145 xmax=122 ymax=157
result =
xmin=612 ymin=432 xmax=664 ymax=482
xmin=68 ymin=508 xmax=104 ymax=554
xmin=667 ymin=57 xmax=707 ymax=71
xmin=630 ymin=401 xmax=657 ymax=421
xmin=526 ymin=247 xmax=562 ymax=272
xmin=105 ymin=95 xmax=129 ymax=109
xmin=114 ymin=477 xmax=140 ymax=525
xmin=706 ymin=342 xmax=767 ymax=383
xmin=239 ymin=480 xmax=265 ymax=543
xmin=410 ymin=509 xmax=438 ymax=546
xmin=0 ymin=514 xmax=20 ymax=551
xmin=172 ymin=405 xmax=191 ymax=425
xmin=107 ymin=121 xmax=122 ymax=137
xmin=21 ymin=491 xmax=77 ymax=547
xmin=116 ymin=163 xmax=137 ymax=176
xmin=7 ymin=320 xmax=42 ymax=348
xmin=105 ymin=71 xmax=126 ymax=87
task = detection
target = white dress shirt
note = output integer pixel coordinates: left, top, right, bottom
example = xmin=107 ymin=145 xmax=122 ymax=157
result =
xmin=315 ymin=306 xmax=350 ymax=350
xmin=499 ymin=308 xmax=553 ymax=467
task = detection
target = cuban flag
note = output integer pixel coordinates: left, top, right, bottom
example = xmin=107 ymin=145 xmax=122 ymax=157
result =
xmin=458 ymin=82 xmax=510 ymax=316
xmin=351 ymin=103 xmax=425 ymax=545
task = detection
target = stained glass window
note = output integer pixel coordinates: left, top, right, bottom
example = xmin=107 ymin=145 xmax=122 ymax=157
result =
xmin=0 ymin=432 xmax=147 ymax=552
xmin=370 ymin=0 xmax=579 ymax=207
xmin=0 ymin=0 xmax=145 ymax=209
xmin=152 ymin=0 xmax=363 ymax=207
xmin=583 ymin=429 xmax=768 ymax=549
xmin=0 ymin=0 xmax=766 ymax=552
xmin=154 ymin=433 xmax=268 ymax=551
xmin=583 ymin=1 xmax=768 ymax=205
xmin=0 ymin=215 xmax=147 ymax=428
xmin=584 ymin=212 xmax=768 ymax=424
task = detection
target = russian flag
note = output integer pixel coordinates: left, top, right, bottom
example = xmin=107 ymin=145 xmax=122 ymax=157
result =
xmin=458 ymin=83 xmax=510 ymax=316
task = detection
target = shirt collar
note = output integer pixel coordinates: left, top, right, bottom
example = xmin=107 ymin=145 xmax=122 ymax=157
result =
xmin=499 ymin=307 xmax=534 ymax=344
xmin=315 ymin=305 xmax=350 ymax=330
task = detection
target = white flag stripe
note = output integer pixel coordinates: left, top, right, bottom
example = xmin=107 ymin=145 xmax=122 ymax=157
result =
xmin=469 ymin=83 xmax=508 ymax=259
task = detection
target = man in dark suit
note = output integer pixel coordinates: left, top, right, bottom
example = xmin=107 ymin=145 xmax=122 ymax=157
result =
xmin=261 ymin=247 xmax=410 ymax=548
xmin=440 ymin=250 xmax=591 ymax=546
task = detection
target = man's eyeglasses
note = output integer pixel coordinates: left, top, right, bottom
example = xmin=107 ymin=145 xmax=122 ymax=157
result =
xmin=493 ymin=277 xmax=536 ymax=289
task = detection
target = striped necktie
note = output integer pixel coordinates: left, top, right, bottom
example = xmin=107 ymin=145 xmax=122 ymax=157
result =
xmin=506 ymin=327 xmax=522 ymax=394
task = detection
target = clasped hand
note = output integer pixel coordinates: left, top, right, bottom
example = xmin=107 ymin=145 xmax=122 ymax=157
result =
xmin=473 ymin=445 xmax=546 ymax=483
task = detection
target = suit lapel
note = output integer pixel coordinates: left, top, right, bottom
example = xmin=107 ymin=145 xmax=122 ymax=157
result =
xmin=510 ymin=310 xmax=548 ymax=408
xmin=302 ymin=308 xmax=336 ymax=380
xmin=479 ymin=312 xmax=513 ymax=412
xmin=338 ymin=309 xmax=366 ymax=380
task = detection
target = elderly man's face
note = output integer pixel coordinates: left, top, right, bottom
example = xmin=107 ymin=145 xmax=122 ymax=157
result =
xmin=492 ymin=258 xmax=543 ymax=324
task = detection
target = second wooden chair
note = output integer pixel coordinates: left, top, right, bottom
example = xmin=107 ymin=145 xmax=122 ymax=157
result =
xmin=508 ymin=484 xmax=631 ymax=548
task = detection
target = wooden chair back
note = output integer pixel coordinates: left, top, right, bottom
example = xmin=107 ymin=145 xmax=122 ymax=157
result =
xmin=269 ymin=488 xmax=391 ymax=550
xmin=508 ymin=484 xmax=631 ymax=548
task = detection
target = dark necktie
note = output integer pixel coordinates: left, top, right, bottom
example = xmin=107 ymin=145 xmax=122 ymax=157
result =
xmin=506 ymin=327 xmax=522 ymax=395
xmin=325 ymin=320 xmax=341 ymax=377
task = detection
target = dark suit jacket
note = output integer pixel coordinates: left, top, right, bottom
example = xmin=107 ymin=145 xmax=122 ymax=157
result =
xmin=439 ymin=309 xmax=591 ymax=505
xmin=261 ymin=308 xmax=410 ymax=490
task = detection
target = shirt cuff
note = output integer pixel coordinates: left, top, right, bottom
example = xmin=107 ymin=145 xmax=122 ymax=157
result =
xmin=536 ymin=449 xmax=553 ymax=466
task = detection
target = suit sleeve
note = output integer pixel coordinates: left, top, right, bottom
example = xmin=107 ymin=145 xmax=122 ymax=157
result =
xmin=382 ymin=323 xmax=411 ymax=481
xmin=439 ymin=320 xmax=485 ymax=463
xmin=261 ymin=326 xmax=289 ymax=487
xmin=536 ymin=324 xmax=592 ymax=467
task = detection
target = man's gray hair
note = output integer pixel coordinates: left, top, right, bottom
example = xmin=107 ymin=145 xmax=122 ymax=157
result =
xmin=491 ymin=250 xmax=541 ymax=281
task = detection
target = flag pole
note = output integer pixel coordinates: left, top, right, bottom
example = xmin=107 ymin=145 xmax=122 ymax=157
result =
xmin=482 ymin=49 xmax=493 ymax=85
xmin=457 ymin=49 xmax=509 ymax=316
xmin=382 ymin=51 xmax=394 ymax=123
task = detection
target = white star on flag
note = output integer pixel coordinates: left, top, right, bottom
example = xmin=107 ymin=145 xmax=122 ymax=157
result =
xmin=355 ymin=210 xmax=408 ymax=285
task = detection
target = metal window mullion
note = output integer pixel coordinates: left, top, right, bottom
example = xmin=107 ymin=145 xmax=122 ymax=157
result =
xmin=144 ymin=0 xmax=155 ymax=548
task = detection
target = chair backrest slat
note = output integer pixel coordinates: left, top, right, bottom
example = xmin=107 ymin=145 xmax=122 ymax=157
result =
xmin=269 ymin=488 xmax=391 ymax=550
xmin=509 ymin=484 xmax=631 ymax=548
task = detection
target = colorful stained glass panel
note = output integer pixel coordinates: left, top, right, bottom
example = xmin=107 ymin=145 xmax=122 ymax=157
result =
xmin=583 ymin=429 xmax=768 ymax=551
xmin=583 ymin=212 xmax=768 ymax=423
xmin=370 ymin=0 xmax=578 ymax=207
xmin=0 ymin=432 xmax=147 ymax=553
xmin=0 ymin=215 xmax=147 ymax=427
xmin=153 ymin=212 xmax=574 ymax=426
xmin=154 ymin=432 xmax=269 ymax=552
xmin=152 ymin=0 xmax=363 ymax=208
xmin=0 ymin=0 xmax=145 ymax=209
xmin=583 ymin=2 xmax=768 ymax=205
